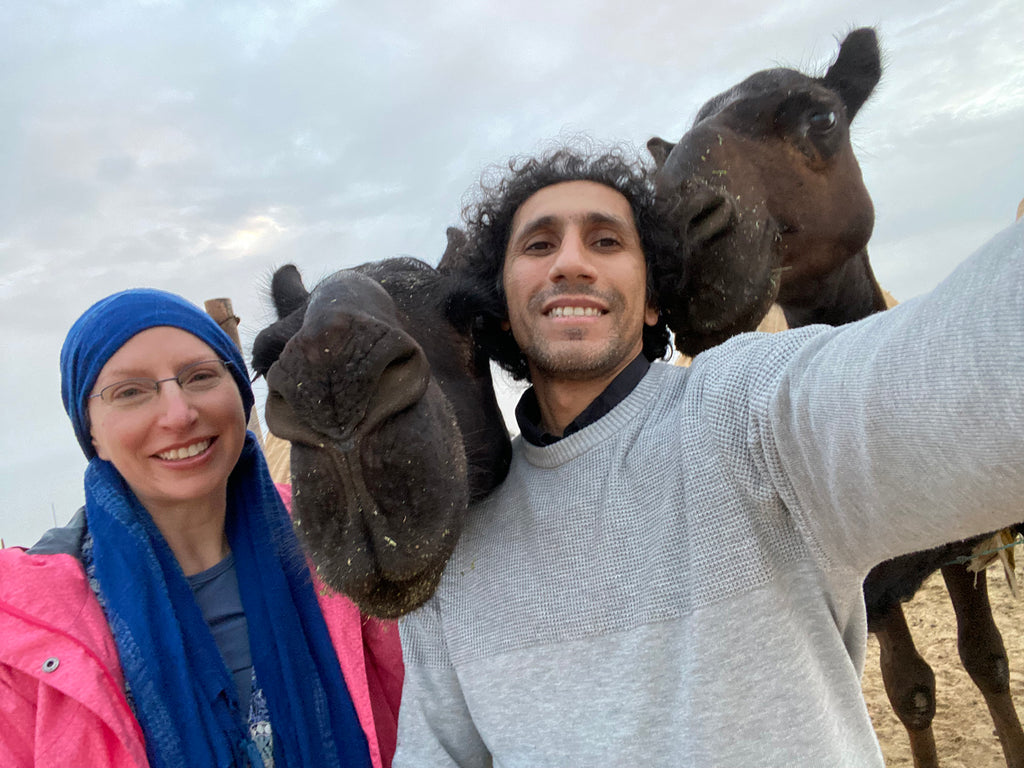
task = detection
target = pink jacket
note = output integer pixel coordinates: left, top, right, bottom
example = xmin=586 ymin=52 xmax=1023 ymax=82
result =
xmin=0 ymin=492 xmax=403 ymax=767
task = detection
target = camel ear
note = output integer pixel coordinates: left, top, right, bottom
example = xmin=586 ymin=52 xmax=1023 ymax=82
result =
xmin=647 ymin=137 xmax=676 ymax=169
xmin=253 ymin=263 xmax=311 ymax=378
xmin=823 ymin=27 xmax=882 ymax=123
xmin=270 ymin=264 xmax=310 ymax=320
xmin=438 ymin=227 xmax=468 ymax=273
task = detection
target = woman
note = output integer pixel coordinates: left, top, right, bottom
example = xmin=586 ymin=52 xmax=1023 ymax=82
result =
xmin=0 ymin=289 xmax=403 ymax=768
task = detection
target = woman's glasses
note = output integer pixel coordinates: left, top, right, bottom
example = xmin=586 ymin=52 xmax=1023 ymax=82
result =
xmin=89 ymin=360 xmax=233 ymax=408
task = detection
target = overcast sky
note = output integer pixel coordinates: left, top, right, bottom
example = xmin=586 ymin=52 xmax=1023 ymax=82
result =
xmin=2 ymin=1 xmax=1021 ymax=547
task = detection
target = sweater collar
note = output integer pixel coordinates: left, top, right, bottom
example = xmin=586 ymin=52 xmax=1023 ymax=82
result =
xmin=515 ymin=354 xmax=651 ymax=446
xmin=518 ymin=363 xmax=671 ymax=468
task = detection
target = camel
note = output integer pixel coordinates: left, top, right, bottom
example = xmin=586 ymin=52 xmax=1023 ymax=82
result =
xmin=251 ymin=256 xmax=512 ymax=619
xmin=648 ymin=27 xmax=1024 ymax=768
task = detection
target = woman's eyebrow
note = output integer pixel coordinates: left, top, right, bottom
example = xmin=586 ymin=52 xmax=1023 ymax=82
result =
xmin=96 ymin=357 xmax=213 ymax=382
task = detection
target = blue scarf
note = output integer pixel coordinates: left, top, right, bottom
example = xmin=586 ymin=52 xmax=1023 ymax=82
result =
xmin=63 ymin=289 xmax=371 ymax=768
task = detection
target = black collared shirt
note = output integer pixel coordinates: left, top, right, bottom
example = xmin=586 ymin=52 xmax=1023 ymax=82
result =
xmin=515 ymin=354 xmax=652 ymax=446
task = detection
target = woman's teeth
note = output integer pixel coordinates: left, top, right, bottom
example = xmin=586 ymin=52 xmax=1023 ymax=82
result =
xmin=158 ymin=439 xmax=211 ymax=461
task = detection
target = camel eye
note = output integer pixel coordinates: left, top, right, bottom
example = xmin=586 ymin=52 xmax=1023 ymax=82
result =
xmin=809 ymin=110 xmax=837 ymax=132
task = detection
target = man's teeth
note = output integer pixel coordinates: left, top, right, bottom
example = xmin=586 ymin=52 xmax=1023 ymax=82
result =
xmin=158 ymin=440 xmax=211 ymax=461
xmin=548 ymin=306 xmax=602 ymax=318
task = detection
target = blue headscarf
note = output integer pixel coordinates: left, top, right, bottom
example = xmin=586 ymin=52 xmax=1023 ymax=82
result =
xmin=60 ymin=289 xmax=370 ymax=768
xmin=61 ymin=288 xmax=254 ymax=459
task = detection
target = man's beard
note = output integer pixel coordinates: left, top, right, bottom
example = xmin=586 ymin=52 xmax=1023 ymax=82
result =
xmin=524 ymin=332 xmax=639 ymax=382
xmin=520 ymin=286 xmax=640 ymax=382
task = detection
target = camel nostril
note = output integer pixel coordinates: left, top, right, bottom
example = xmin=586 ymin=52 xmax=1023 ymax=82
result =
xmin=685 ymin=191 xmax=737 ymax=245
xmin=377 ymin=349 xmax=419 ymax=393
xmin=359 ymin=341 xmax=432 ymax=432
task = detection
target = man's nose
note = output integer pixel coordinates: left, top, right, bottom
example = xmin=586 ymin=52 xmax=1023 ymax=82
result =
xmin=548 ymin=232 xmax=595 ymax=283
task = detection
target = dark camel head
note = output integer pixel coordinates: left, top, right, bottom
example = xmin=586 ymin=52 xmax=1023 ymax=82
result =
xmin=649 ymin=27 xmax=887 ymax=340
xmin=252 ymin=258 xmax=511 ymax=618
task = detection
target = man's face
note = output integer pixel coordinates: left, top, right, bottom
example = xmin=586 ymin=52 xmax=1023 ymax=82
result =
xmin=502 ymin=180 xmax=658 ymax=383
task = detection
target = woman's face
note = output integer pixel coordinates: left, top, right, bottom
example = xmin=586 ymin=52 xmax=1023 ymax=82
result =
xmin=87 ymin=326 xmax=246 ymax=516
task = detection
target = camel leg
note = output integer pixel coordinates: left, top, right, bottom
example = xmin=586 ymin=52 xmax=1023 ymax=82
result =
xmin=873 ymin=600 xmax=939 ymax=768
xmin=942 ymin=563 xmax=1024 ymax=768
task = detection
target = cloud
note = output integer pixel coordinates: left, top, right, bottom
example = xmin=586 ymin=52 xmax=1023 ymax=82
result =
xmin=2 ymin=0 xmax=1021 ymax=543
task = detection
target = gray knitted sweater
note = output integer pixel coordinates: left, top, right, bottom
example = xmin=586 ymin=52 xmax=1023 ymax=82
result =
xmin=395 ymin=221 xmax=1024 ymax=768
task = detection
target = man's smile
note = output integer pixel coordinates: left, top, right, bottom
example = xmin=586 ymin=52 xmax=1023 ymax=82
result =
xmin=540 ymin=295 xmax=609 ymax=320
xmin=545 ymin=306 xmax=606 ymax=318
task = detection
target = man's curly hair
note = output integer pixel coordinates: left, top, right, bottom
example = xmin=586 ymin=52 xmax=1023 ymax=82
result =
xmin=452 ymin=144 xmax=675 ymax=381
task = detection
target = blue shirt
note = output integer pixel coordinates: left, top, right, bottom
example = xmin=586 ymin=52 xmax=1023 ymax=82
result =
xmin=187 ymin=554 xmax=253 ymax=716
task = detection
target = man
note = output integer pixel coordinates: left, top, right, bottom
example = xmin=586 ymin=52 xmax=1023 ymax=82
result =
xmin=393 ymin=146 xmax=1024 ymax=766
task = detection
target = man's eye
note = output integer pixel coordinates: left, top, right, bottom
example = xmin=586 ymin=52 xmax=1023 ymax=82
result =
xmin=524 ymin=240 xmax=554 ymax=253
xmin=594 ymin=237 xmax=621 ymax=248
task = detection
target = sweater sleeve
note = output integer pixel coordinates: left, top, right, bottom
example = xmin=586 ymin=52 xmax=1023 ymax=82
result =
xmin=394 ymin=600 xmax=492 ymax=768
xmin=693 ymin=220 xmax=1024 ymax=574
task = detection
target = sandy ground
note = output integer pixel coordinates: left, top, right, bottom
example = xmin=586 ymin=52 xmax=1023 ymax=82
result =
xmin=861 ymin=567 xmax=1024 ymax=767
